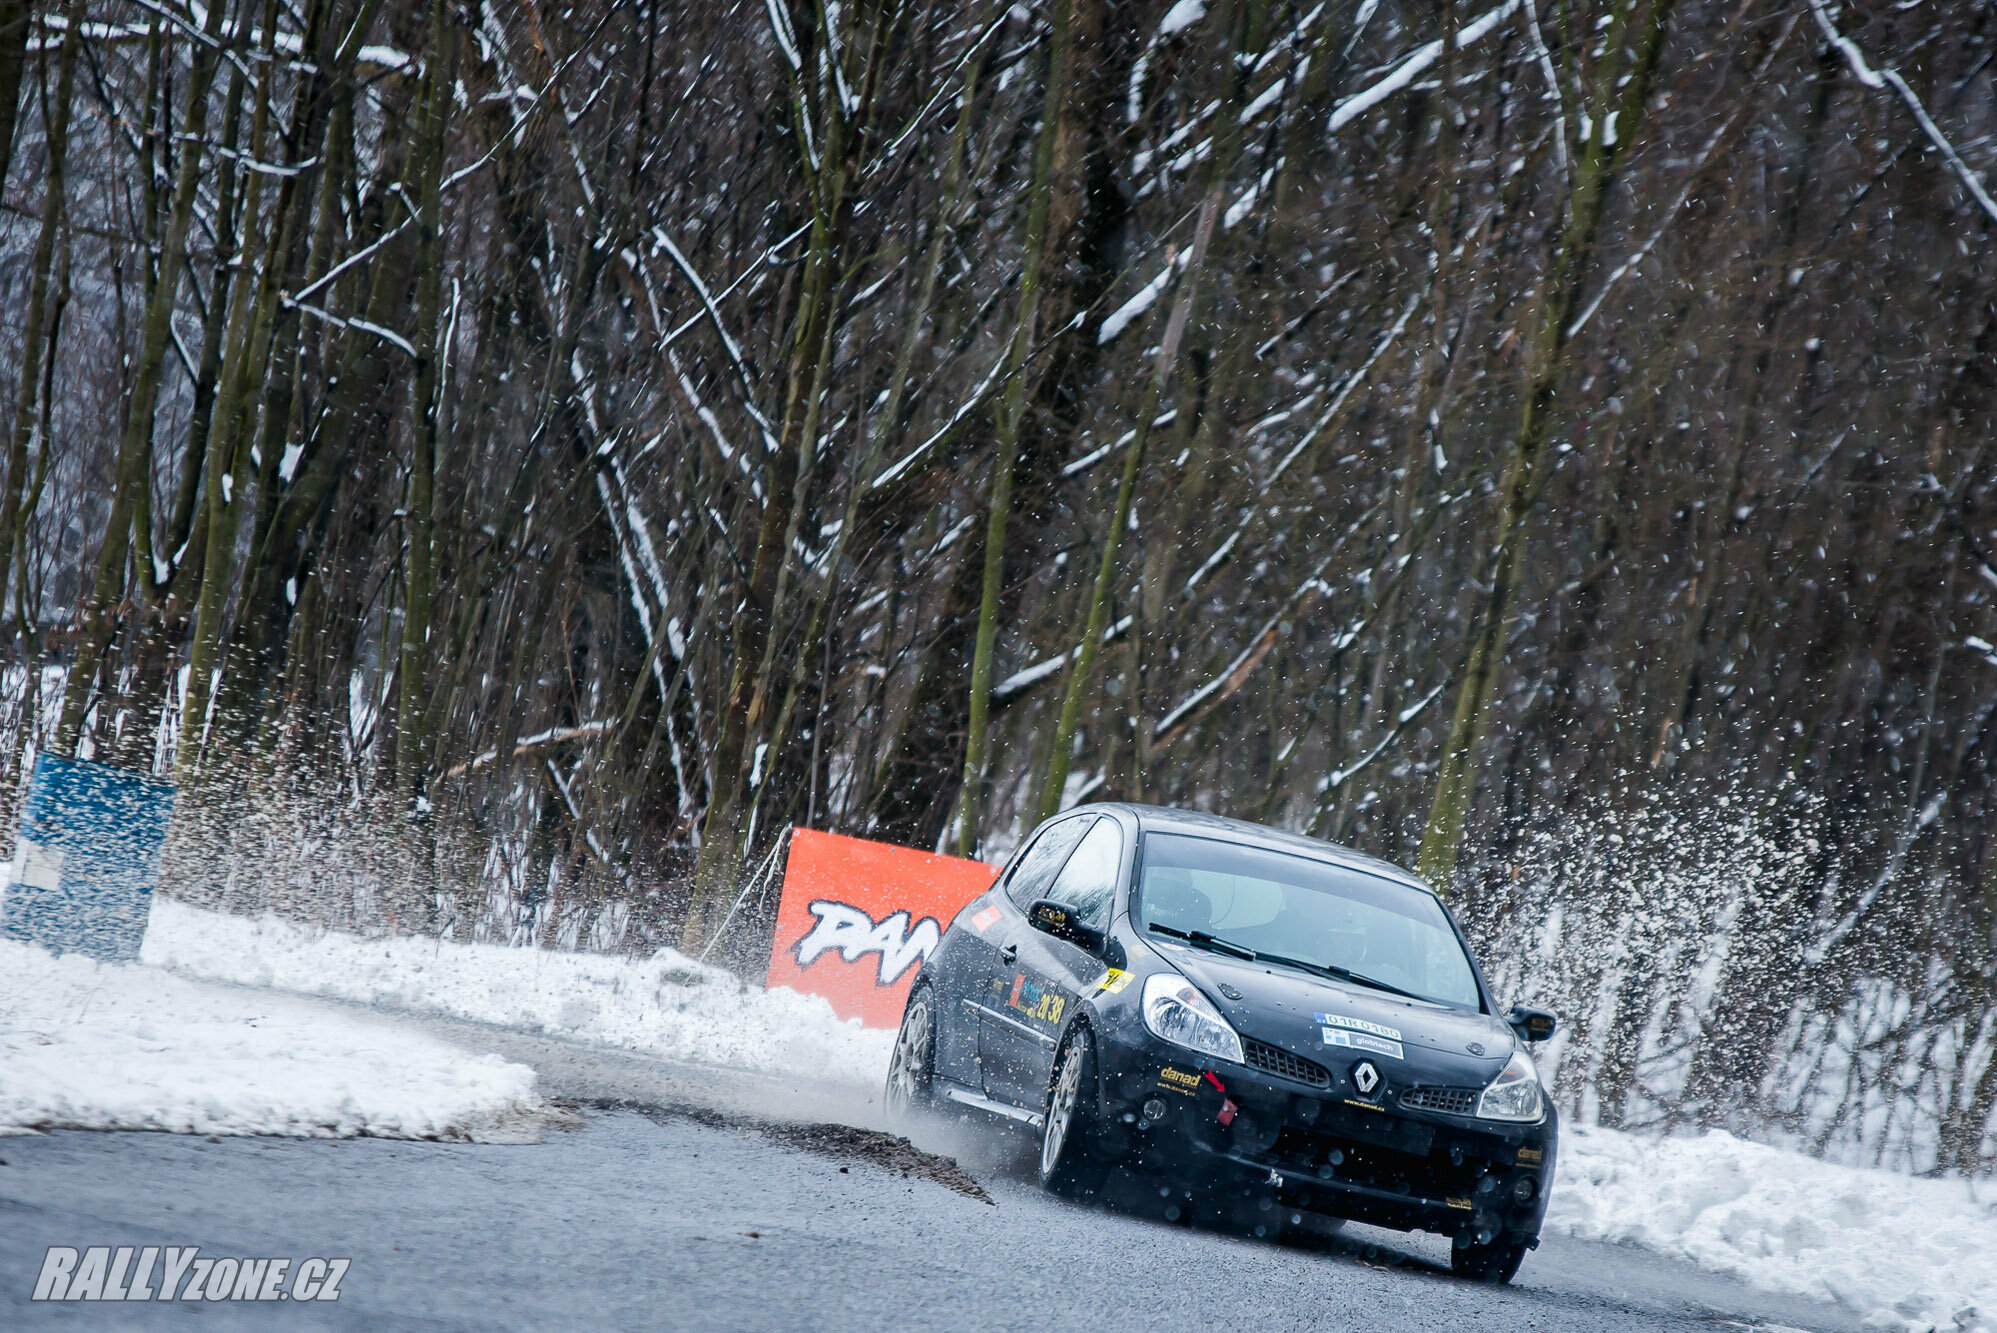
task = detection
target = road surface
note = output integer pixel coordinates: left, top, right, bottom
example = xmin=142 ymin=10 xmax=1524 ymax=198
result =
xmin=1 ymin=1007 xmax=1869 ymax=1332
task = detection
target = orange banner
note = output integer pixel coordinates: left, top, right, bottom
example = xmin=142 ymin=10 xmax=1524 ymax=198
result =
xmin=765 ymin=828 xmax=999 ymax=1028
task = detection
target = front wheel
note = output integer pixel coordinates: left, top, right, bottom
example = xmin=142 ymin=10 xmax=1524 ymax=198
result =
xmin=884 ymin=986 xmax=937 ymax=1129
xmin=1450 ymin=1232 xmax=1528 ymax=1284
xmin=1038 ymin=1027 xmax=1107 ymax=1199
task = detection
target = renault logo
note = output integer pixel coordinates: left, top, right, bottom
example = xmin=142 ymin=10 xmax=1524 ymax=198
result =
xmin=1352 ymin=1060 xmax=1380 ymax=1095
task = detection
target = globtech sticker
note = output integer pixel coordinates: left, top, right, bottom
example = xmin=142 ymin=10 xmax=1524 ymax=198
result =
xmin=1322 ymin=1028 xmax=1405 ymax=1060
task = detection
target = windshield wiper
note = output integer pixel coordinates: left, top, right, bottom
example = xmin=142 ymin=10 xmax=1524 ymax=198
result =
xmin=1256 ymin=952 xmax=1427 ymax=1002
xmin=1147 ymin=924 xmax=1430 ymax=1001
xmin=1146 ymin=922 xmax=1256 ymax=961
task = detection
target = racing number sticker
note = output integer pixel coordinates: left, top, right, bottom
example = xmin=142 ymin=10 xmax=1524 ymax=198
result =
xmin=1093 ymin=967 xmax=1134 ymax=995
xmin=996 ymin=972 xmax=1066 ymax=1025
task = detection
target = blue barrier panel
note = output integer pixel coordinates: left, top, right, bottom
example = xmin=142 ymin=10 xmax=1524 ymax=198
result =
xmin=0 ymin=754 xmax=175 ymax=962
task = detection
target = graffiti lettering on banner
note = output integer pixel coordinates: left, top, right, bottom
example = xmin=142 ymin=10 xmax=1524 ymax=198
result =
xmin=766 ymin=829 xmax=999 ymax=1029
xmin=794 ymin=902 xmax=939 ymax=986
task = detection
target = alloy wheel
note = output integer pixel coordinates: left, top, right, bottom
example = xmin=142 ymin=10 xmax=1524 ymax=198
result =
xmin=1042 ymin=1033 xmax=1085 ymax=1177
xmin=886 ymin=994 xmax=932 ymax=1119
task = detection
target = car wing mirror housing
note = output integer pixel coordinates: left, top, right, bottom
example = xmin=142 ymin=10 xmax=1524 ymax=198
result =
xmin=1508 ymin=1004 xmax=1557 ymax=1044
xmin=1028 ymin=898 xmax=1102 ymax=950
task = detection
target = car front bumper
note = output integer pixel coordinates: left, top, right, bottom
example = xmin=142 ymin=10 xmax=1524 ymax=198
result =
xmin=1089 ymin=1023 xmax=1556 ymax=1243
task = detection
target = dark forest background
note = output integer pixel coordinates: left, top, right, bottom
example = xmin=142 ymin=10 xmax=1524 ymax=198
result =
xmin=0 ymin=0 xmax=1993 ymax=1171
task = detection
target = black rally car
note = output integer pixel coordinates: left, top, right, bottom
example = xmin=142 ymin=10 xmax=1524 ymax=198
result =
xmin=885 ymin=803 xmax=1558 ymax=1283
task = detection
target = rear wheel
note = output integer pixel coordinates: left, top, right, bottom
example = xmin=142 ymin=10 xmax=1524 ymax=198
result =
xmin=884 ymin=987 xmax=936 ymax=1129
xmin=1038 ymin=1027 xmax=1107 ymax=1199
xmin=1451 ymin=1232 xmax=1527 ymax=1284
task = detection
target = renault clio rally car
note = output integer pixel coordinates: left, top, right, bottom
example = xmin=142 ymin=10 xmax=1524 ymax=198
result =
xmin=885 ymin=804 xmax=1558 ymax=1283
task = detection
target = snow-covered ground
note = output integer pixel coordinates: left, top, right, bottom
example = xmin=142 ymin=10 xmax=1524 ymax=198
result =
xmin=0 ymin=939 xmax=545 ymax=1141
xmin=1553 ymin=1124 xmax=1996 ymax=1332
xmin=143 ymin=897 xmax=894 ymax=1089
xmin=21 ymin=896 xmax=1996 ymax=1331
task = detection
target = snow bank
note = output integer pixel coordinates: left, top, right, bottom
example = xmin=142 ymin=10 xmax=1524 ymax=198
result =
xmin=1553 ymin=1123 xmax=1997 ymax=1332
xmin=0 ymin=939 xmax=544 ymax=1141
xmin=144 ymin=897 xmax=895 ymax=1089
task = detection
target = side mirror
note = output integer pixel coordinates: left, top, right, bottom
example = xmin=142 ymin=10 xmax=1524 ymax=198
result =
xmin=1028 ymin=899 xmax=1102 ymax=951
xmin=1508 ymin=1004 xmax=1557 ymax=1044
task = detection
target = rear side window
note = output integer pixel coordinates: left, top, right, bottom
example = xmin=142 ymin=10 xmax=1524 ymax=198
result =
xmin=1005 ymin=816 xmax=1095 ymax=908
xmin=1045 ymin=817 xmax=1123 ymax=930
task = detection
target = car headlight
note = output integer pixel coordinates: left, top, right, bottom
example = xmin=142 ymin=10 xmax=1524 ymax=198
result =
xmin=1142 ymin=972 xmax=1244 ymax=1064
xmin=1476 ymin=1049 xmax=1544 ymax=1123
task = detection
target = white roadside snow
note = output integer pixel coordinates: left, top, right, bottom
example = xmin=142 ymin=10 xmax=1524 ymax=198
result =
xmin=0 ymin=938 xmax=545 ymax=1142
xmin=143 ymin=896 xmax=895 ymax=1090
xmin=1553 ymin=1123 xmax=1997 ymax=1333
xmin=22 ymin=896 xmax=1997 ymax=1331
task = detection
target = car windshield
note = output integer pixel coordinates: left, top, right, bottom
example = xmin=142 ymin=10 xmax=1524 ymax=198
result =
xmin=1135 ymin=833 xmax=1482 ymax=1009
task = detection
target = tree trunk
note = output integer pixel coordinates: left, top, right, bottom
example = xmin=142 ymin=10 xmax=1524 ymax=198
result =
xmin=1416 ymin=0 xmax=1682 ymax=887
xmin=0 ymin=0 xmax=84 ymax=641
xmin=55 ymin=0 xmax=231 ymax=755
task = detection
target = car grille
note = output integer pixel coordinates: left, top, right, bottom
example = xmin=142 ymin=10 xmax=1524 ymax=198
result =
xmin=1399 ymin=1085 xmax=1480 ymax=1116
xmin=1242 ymin=1038 xmax=1330 ymax=1088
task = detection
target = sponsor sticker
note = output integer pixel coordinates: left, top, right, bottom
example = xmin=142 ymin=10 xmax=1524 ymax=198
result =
xmin=1093 ymin=966 xmax=1134 ymax=995
xmin=1445 ymin=1197 xmax=1474 ymax=1211
xmin=1157 ymin=1065 xmax=1201 ymax=1096
xmin=969 ymin=904 xmax=1002 ymax=933
xmin=997 ymin=972 xmax=1066 ymax=1024
xmin=32 ymin=1248 xmax=349 ymax=1303
xmin=1321 ymin=1029 xmax=1405 ymax=1060
xmin=1516 ymin=1147 xmax=1542 ymax=1164
xmin=1343 ymin=1098 xmax=1385 ymax=1113
xmin=1315 ymin=1013 xmax=1403 ymax=1042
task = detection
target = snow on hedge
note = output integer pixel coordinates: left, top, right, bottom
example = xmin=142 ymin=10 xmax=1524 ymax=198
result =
xmin=1553 ymin=1123 xmax=1997 ymax=1333
xmin=143 ymin=897 xmax=895 ymax=1089
xmin=0 ymin=939 xmax=544 ymax=1141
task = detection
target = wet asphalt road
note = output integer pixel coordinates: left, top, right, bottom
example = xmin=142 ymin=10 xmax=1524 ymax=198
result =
xmin=0 ymin=1018 xmax=1867 ymax=1333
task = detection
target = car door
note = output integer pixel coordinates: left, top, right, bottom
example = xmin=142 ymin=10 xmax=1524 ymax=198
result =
xmin=937 ymin=814 xmax=1095 ymax=1087
xmin=979 ymin=815 xmax=1125 ymax=1109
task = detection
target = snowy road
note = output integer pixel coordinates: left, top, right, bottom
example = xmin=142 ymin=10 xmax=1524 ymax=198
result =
xmin=2 ymin=1021 xmax=1867 ymax=1332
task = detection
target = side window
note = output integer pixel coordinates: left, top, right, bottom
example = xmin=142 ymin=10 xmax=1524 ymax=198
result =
xmin=1045 ymin=818 xmax=1123 ymax=930
xmin=1005 ymin=816 xmax=1095 ymax=909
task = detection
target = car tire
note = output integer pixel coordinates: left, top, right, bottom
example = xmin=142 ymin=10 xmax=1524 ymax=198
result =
xmin=1450 ymin=1232 xmax=1527 ymax=1284
xmin=1038 ymin=1026 xmax=1107 ymax=1200
xmin=884 ymin=986 xmax=937 ymax=1129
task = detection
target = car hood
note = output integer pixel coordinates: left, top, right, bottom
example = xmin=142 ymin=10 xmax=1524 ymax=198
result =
xmin=1156 ymin=941 xmax=1515 ymax=1084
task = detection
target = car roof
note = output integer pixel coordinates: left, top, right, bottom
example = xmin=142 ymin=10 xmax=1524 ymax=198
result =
xmin=1081 ymin=802 xmax=1439 ymax=898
